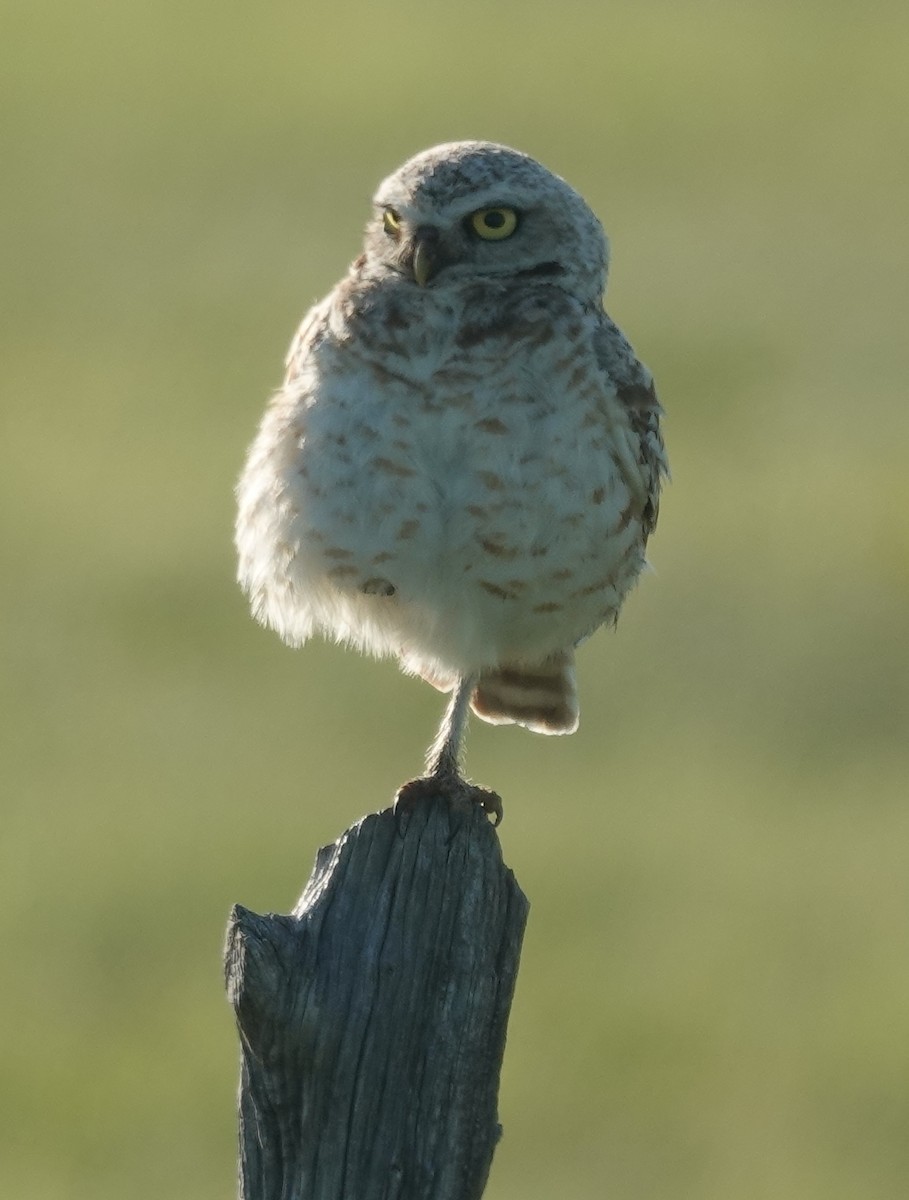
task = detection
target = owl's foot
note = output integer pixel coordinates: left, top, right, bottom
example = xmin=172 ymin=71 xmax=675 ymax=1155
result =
xmin=395 ymin=771 xmax=503 ymax=830
xmin=395 ymin=673 xmax=502 ymax=829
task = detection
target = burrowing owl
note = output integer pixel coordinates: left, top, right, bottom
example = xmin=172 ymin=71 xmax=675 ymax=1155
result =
xmin=236 ymin=141 xmax=667 ymax=810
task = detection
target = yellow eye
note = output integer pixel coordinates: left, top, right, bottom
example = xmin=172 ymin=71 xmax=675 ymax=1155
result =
xmin=383 ymin=208 xmax=401 ymax=236
xmin=470 ymin=207 xmax=518 ymax=241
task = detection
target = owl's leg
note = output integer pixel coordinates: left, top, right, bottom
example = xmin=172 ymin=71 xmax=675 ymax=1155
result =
xmin=425 ymin=673 xmax=477 ymax=780
xmin=395 ymin=674 xmax=503 ymax=826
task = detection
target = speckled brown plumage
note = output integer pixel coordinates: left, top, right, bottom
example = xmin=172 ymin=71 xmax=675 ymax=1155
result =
xmin=236 ymin=141 xmax=667 ymax=789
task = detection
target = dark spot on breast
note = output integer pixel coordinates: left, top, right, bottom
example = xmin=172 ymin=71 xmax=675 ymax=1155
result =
xmin=477 ymin=470 xmax=505 ymax=490
xmin=478 ymin=537 xmax=519 ymax=559
xmin=478 ymin=580 xmax=517 ymax=600
xmin=384 ymin=303 xmax=409 ymax=331
xmin=362 ymin=577 xmax=396 ymax=597
xmin=516 ymin=261 xmax=564 ymax=278
xmin=456 ymin=312 xmax=520 ymax=349
xmin=474 ymin=417 xmax=509 ymax=435
xmin=373 ymin=457 xmax=416 ymax=477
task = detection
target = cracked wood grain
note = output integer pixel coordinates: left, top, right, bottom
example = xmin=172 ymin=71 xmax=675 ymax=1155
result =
xmin=225 ymin=793 xmax=528 ymax=1200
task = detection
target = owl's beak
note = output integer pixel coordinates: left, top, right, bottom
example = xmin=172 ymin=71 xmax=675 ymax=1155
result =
xmin=410 ymin=226 xmax=442 ymax=287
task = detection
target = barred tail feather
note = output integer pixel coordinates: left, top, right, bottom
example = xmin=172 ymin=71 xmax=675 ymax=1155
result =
xmin=471 ymin=651 xmax=579 ymax=735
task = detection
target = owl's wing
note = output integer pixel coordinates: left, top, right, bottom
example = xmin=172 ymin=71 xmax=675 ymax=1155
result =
xmin=594 ymin=314 xmax=669 ymax=542
xmin=283 ymin=295 xmax=334 ymax=384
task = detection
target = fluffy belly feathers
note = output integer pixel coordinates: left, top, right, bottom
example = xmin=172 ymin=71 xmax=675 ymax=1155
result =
xmin=236 ymin=343 xmax=646 ymax=679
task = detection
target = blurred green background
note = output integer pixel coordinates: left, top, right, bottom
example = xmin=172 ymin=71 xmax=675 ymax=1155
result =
xmin=2 ymin=1 xmax=907 ymax=1196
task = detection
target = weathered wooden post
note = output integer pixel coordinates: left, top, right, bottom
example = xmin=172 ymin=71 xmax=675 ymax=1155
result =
xmin=224 ymin=790 xmax=529 ymax=1200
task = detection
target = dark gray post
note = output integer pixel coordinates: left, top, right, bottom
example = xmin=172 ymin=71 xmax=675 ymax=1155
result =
xmin=224 ymin=792 xmax=529 ymax=1200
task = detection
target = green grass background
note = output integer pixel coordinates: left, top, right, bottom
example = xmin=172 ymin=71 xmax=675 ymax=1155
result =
xmin=2 ymin=1 xmax=907 ymax=1196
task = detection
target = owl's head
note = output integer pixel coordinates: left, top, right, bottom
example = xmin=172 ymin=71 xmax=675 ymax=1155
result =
xmin=362 ymin=142 xmax=609 ymax=300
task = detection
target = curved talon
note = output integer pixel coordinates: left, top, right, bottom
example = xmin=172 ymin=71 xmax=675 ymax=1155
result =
xmin=475 ymin=788 xmax=504 ymax=827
